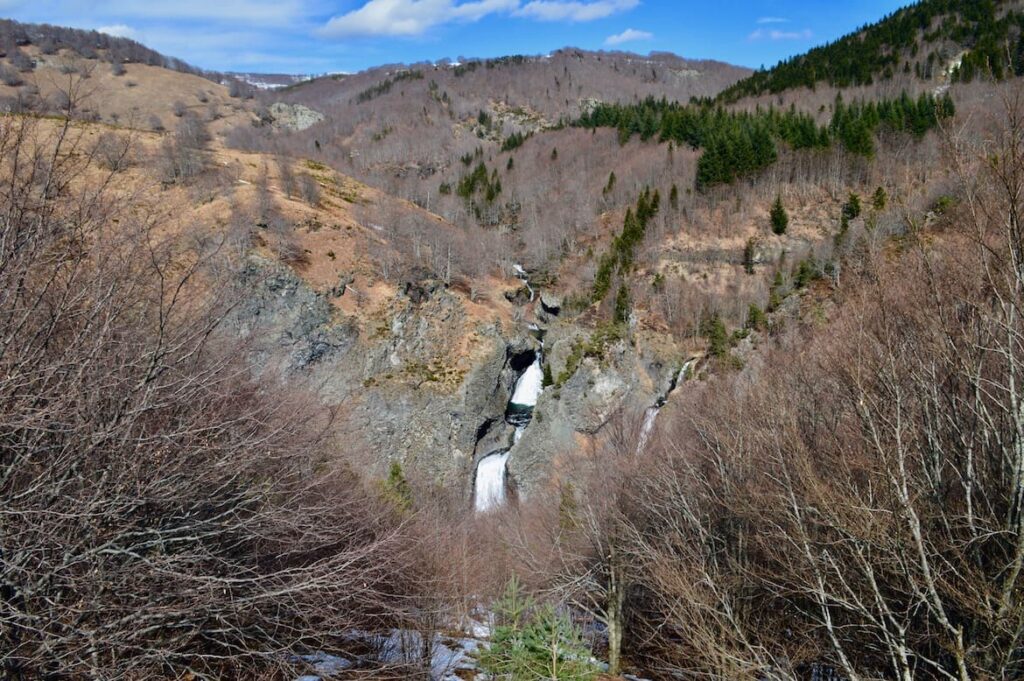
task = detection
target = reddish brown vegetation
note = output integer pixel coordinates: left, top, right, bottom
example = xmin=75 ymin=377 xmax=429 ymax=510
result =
xmin=0 ymin=112 xmax=439 ymax=679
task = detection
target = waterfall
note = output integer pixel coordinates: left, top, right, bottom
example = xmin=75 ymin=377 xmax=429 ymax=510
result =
xmin=636 ymin=358 xmax=697 ymax=454
xmin=474 ymin=451 xmax=512 ymax=513
xmin=473 ymin=270 xmax=547 ymax=513
xmin=636 ymin=406 xmax=659 ymax=454
xmin=513 ymin=263 xmax=534 ymax=302
xmin=510 ymin=357 xmax=543 ymax=408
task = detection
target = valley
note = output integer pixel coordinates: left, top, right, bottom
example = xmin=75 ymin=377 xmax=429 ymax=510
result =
xmin=3 ymin=2 xmax=1024 ymax=679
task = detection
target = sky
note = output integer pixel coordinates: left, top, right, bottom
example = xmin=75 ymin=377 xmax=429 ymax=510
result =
xmin=1 ymin=0 xmax=912 ymax=75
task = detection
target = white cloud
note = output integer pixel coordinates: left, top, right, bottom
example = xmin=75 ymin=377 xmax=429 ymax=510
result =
xmin=320 ymin=0 xmax=517 ymax=37
xmin=604 ymin=27 xmax=651 ymax=46
xmin=756 ymin=16 xmax=788 ymax=24
xmin=515 ymin=0 xmax=638 ymax=22
xmin=97 ymin=24 xmax=137 ymax=39
xmin=749 ymin=27 xmax=812 ymax=41
xmin=320 ymin=0 xmax=638 ymax=37
xmin=95 ymin=0 xmax=306 ymax=27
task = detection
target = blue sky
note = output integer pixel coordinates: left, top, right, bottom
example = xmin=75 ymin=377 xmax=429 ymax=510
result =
xmin=1 ymin=0 xmax=910 ymax=74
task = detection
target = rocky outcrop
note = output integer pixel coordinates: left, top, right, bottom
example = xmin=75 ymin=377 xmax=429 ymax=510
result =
xmin=233 ymin=256 xmax=546 ymax=492
xmin=233 ymin=255 xmax=682 ymax=504
xmin=505 ymin=321 xmax=682 ymax=496
xmin=267 ymin=102 xmax=324 ymax=131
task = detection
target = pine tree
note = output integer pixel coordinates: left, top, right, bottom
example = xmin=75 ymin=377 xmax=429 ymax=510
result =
xmin=614 ymin=285 xmax=631 ymax=325
xmin=669 ymin=183 xmax=679 ymax=210
xmin=603 ymin=171 xmax=616 ymax=195
xmin=702 ymin=312 xmax=729 ymax=358
xmin=872 ymin=186 xmax=888 ymax=211
xmin=542 ymin=362 xmax=554 ymax=388
xmin=743 ymin=238 xmax=757 ymax=274
xmin=475 ymin=578 xmax=597 ymax=681
xmin=746 ymin=303 xmax=767 ymax=331
xmin=842 ymin=192 xmax=862 ymax=220
xmin=770 ymin=195 xmax=789 ymax=235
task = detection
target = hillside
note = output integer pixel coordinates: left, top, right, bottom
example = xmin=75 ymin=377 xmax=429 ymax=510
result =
xmin=720 ymin=0 xmax=1024 ymax=101
xmin=6 ymin=4 xmax=1024 ymax=681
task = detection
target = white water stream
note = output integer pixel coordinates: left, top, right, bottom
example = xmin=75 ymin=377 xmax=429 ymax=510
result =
xmin=510 ymin=357 xmax=544 ymax=408
xmin=636 ymin=358 xmax=697 ymax=454
xmin=472 ymin=266 xmax=546 ymax=512
xmin=474 ymin=451 xmax=513 ymax=513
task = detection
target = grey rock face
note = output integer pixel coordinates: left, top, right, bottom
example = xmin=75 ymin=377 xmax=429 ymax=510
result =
xmin=268 ymin=102 xmax=324 ymax=131
xmin=233 ymin=256 xmax=681 ymax=504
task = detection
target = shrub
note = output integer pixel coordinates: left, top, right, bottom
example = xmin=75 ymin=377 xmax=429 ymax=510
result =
xmin=298 ymin=173 xmax=321 ymax=207
xmin=93 ymin=132 xmax=131 ymax=171
xmin=475 ymin=578 xmax=598 ymax=681
xmin=0 ymin=64 xmax=22 ymax=86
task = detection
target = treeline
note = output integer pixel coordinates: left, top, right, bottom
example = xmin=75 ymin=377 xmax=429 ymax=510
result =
xmin=0 ymin=18 xmax=219 ymax=81
xmin=831 ymin=91 xmax=955 ymax=156
xmin=452 ymin=54 xmax=529 ymax=77
xmin=718 ymin=0 xmax=1018 ymax=100
xmin=577 ymin=92 xmax=953 ymax=187
xmin=592 ymin=187 xmax=660 ymax=302
xmin=355 ymin=69 xmax=424 ymax=103
xmin=454 ymin=161 xmax=502 ymax=202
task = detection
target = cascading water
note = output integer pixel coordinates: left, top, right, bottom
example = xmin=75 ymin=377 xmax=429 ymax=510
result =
xmin=636 ymin=358 xmax=697 ymax=454
xmin=474 ymin=451 xmax=512 ymax=513
xmin=512 ymin=263 xmax=535 ymax=302
xmin=473 ymin=347 xmax=545 ymax=513
xmin=473 ymin=266 xmax=547 ymax=513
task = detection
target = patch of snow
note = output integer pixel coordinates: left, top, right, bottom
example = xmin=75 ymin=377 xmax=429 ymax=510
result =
xmin=291 ymin=651 xmax=353 ymax=680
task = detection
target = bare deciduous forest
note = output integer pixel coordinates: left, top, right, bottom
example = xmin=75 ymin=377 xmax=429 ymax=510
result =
xmin=5 ymin=3 xmax=1024 ymax=679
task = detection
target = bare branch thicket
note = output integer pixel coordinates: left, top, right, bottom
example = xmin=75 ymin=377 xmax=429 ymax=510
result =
xmin=0 ymin=107 xmax=429 ymax=679
xmin=598 ymin=92 xmax=1024 ymax=679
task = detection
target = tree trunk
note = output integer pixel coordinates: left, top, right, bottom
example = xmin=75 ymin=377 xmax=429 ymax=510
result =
xmin=607 ymin=552 xmax=626 ymax=676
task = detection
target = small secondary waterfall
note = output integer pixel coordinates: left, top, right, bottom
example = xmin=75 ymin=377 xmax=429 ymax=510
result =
xmin=636 ymin=358 xmax=697 ymax=454
xmin=512 ymin=263 xmax=534 ymax=302
xmin=473 ymin=266 xmax=546 ymax=513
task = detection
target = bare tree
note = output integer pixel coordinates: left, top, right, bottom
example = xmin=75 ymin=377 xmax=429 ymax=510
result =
xmin=0 ymin=105 xmax=425 ymax=679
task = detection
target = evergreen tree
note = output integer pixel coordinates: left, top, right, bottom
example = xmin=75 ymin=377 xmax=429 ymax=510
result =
xmin=770 ymin=195 xmax=789 ymax=235
xmin=701 ymin=312 xmax=729 ymax=358
xmin=743 ymin=238 xmax=757 ymax=274
xmin=476 ymin=578 xmax=598 ymax=681
xmin=746 ymin=303 xmax=768 ymax=331
xmin=669 ymin=183 xmax=679 ymax=210
xmin=603 ymin=171 xmax=617 ymax=195
xmin=872 ymin=186 xmax=888 ymax=211
xmin=842 ymin=192 xmax=862 ymax=220
xmin=614 ymin=285 xmax=631 ymax=325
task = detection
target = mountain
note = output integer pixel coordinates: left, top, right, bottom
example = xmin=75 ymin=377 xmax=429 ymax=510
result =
xmin=720 ymin=0 xmax=1024 ymax=101
xmin=5 ymin=4 xmax=1024 ymax=680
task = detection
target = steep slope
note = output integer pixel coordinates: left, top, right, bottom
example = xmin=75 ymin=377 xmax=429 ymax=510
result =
xmin=720 ymin=0 xmax=1024 ymax=102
